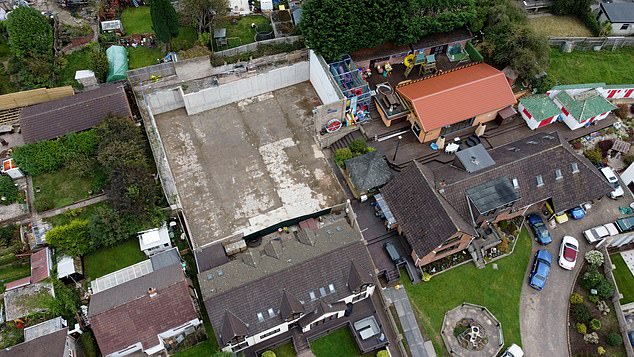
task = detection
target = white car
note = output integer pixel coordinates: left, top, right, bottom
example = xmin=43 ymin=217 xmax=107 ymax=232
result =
xmin=600 ymin=167 xmax=624 ymax=199
xmin=559 ymin=236 xmax=579 ymax=270
xmin=501 ymin=344 xmax=524 ymax=357
xmin=583 ymin=223 xmax=619 ymax=244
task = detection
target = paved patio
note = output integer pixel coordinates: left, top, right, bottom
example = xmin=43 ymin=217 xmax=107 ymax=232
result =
xmin=620 ymin=250 xmax=634 ymax=277
xmin=441 ymin=303 xmax=503 ymax=357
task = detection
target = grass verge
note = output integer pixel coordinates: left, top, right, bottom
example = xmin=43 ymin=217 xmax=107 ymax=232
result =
xmin=548 ymin=48 xmax=634 ymax=85
xmin=610 ymin=253 xmax=634 ymax=305
xmin=83 ymin=238 xmax=146 ymax=280
xmin=402 ymin=228 xmax=532 ymax=354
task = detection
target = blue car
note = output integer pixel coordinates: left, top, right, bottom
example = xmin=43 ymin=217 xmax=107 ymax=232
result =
xmin=527 ymin=214 xmax=553 ymax=245
xmin=570 ymin=206 xmax=585 ymax=220
xmin=529 ymin=250 xmax=552 ymax=291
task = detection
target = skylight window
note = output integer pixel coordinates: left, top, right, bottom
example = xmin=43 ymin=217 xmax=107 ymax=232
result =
xmin=257 ymin=312 xmax=264 ymax=322
xmin=512 ymin=178 xmax=519 ymax=190
xmin=571 ymin=162 xmax=579 ymax=174
xmin=309 ymin=291 xmax=316 ymax=301
xmin=319 ymin=287 xmax=327 ymax=297
xmin=536 ymin=175 xmax=544 ymax=187
xmin=268 ymin=308 xmax=275 ymax=318
xmin=328 ymin=283 xmax=335 ymax=293
xmin=555 ymin=169 xmax=563 ymax=180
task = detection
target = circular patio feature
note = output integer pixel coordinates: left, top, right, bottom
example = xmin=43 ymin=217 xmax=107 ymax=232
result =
xmin=441 ymin=303 xmax=504 ymax=357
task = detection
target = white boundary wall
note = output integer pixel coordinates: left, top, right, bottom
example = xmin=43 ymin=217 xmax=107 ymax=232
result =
xmin=145 ymin=52 xmax=342 ymax=116
xmin=182 ymin=61 xmax=309 ymax=115
xmin=309 ymin=50 xmax=344 ymax=105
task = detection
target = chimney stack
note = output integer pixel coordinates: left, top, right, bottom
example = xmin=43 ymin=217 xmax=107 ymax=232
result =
xmin=148 ymin=287 xmax=157 ymax=298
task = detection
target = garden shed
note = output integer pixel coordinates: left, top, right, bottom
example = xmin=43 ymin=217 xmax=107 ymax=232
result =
xmin=106 ymin=45 xmax=129 ymax=82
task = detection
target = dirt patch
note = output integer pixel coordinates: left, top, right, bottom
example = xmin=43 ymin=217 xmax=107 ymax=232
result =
xmin=529 ymin=15 xmax=593 ymax=37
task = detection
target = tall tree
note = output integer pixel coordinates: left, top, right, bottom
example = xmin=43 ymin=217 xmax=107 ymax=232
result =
xmin=5 ymin=7 xmax=53 ymax=59
xmin=151 ymin=0 xmax=180 ymax=45
xmin=180 ymin=0 xmax=229 ymax=34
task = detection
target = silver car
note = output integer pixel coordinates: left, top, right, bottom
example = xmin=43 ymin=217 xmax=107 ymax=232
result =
xmin=583 ymin=223 xmax=619 ymax=244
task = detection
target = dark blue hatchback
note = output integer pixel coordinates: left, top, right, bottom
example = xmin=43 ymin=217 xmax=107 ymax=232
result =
xmin=529 ymin=249 xmax=552 ymax=291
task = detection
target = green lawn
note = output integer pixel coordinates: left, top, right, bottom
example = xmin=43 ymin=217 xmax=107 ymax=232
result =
xmin=215 ymin=15 xmax=272 ymax=51
xmin=311 ymin=328 xmax=372 ymax=357
xmin=548 ymin=48 xmax=634 ymax=85
xmin=272 ymin=342 xmax=296 ymax=357
xmin=83 ymin=238 xmax=146 ymax=280
xmin=32 ymin=167 xmax=103 ymax=212
xmin=121 ymin=6 xmax=153 ymax=35
xmin=529 ymin=15 xmax=592 ymax=37
xmin=611 ymin=253 xmax=634 ymax=305
xmin=172 ymin=340 xmax=216 ymax=357
xmin=59 ymin=47 xmax=94 ymax=87
xmin=174 ymin=27 xmax=198 ymax=52
xmin=128 ymin=46 xmax=164 ymax=69
xmin=402 ymin=228 xmax=532 ymax=355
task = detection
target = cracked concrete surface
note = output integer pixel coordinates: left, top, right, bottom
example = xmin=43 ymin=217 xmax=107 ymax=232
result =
xmin=154 ymin=82 xmax=344 ymax=249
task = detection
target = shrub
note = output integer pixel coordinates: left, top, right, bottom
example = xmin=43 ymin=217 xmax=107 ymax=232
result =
xmin=607 ymin=332 xmax=623 ymax=346
xmin=572 ymin=141 xmax=583 ymax=150
xmin=584 ymin=332 xmax=599 ymax=344
xmin=497 ymin=237 xmax=510 ymax=254
xmin=453 ymin=325 xmax=468 ymax=336
xmin=581 ymin=270 xmax=604 ymax=291
xmin=334 ymin=148 xmax=353 ymax=167
xmin=570 ymin=293 xmax=584 ymax=305
xmin=585 ymin=250 xmax=604 ymax=267
xmin=625 ymin=155 xmax=634 ymax=168
xmin=349 ymin=139 xmax=369 ymax=156
xmin=616 ymin=104 xmax=630 ymax=119
xmin=595 ymin=279 xmax=614 ymax=299
xmin=589 ymin=319 xmax=602 ymax=331
xmin=34 ymin=195 xmax=55 ymax=212
xmin=576 ymin=322 xmax=587 ymax=334
xmin=596 ymin=140 xmax=614 ymax=154
xmin=589 ymin=295 xmax=600 ymax=304
xmin=584 ymin=149 xmax=603 ymax=164
xmin=597 ymin=346 xmax=606 ymax=356
xmin=261 ymin=351 xmax=276 ymax=357
xmin=573 ymin=304 xmax=592 ymax=323
xmin=45 ymin=219 xmax=93 ymax=256
xmin=376 ymin=350 xmax=389 ymax=357
xmin=0 ymin=175 xmax=18 ymax=205
xmin=597 ymin=300 xmax=611 ymax=315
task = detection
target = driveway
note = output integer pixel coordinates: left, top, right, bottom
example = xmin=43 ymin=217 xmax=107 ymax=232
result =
xmin=520 ymin=195 xmax=632 ymax=357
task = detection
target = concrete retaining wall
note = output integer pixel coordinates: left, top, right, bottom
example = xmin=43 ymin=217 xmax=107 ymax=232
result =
xmin=182 ymin=61 xmax=309 ymax=115
xmin=309 ymin=50 xmax=343 ymax=105
xmin=146 ymin=87 xmax=186 ymax=115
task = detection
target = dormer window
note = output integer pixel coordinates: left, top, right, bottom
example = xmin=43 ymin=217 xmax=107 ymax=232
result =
xmin=536 ymin=175 xmax=544 ymax=187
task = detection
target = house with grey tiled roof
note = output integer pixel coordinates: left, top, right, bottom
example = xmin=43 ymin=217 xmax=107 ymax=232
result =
xmin=199 ymin=215 xmax=388 ymax=356
xmin=379 ymin=132 xmax=613 ymax=268
xmin=553 ymin=90 xmax=616 ymax=130
xmin=19 ymin=84 xmax=132 ymax=144
xmin=88 ymin=263 xmax=202 ymax=357
xmin=0 ymin=317 xmax=79 ymax=357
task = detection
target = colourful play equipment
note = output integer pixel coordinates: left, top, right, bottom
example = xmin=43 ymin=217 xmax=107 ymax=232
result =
xmin=328 ymin=55 xmax=371 ymax=127
xmin=404 ymin=51 xmax=436 ymax=78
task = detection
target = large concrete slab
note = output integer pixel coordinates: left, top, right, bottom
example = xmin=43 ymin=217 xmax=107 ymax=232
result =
xmin=154 ymin=82 xmax=344 ymax=249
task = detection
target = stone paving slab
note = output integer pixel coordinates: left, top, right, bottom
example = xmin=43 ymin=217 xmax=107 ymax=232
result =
xmin=385 ymin=287 xmax=430 ymax=357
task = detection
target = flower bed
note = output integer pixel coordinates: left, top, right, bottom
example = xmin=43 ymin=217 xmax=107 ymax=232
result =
xmin=568 ymin=251 xmax=627 ymax=356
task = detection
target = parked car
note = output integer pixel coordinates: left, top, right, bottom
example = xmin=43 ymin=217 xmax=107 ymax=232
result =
xmin=501 ymin=344 xmax=524 ymax=357
xmin=570 ymin=206 xmax=585 ymax=220
xmin=558 ymin=236 xmax=579 ymax=270
xmin=554 ymin=212 xmax=569 ymax=224
xmin=583 ymin=223 xmax=619 ymax=244
xmin=384 ymin=242 xmax=404 ymax=264
xmin=600 ymin=167 xmax=624 ymax=199
xmin=529 ymin=249 xmax=552 ymax=290
xmin=527 ymin=214 xmax=553 ymax=245
xmin=628 ymin=330 xmax=634 ymax=347
xmin=616 ymin=216 xmax=634 ymax=233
